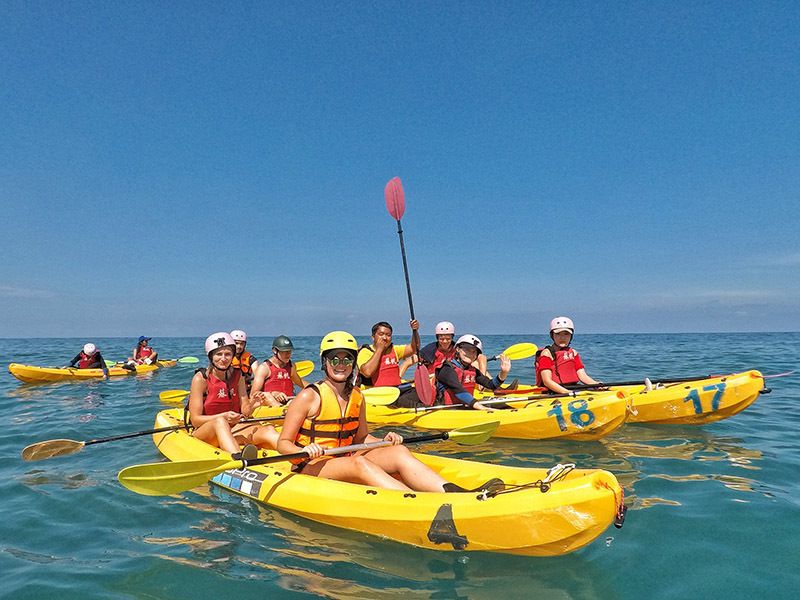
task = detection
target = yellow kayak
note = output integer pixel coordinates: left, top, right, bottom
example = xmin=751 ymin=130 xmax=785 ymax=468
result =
xmin=365 ymin=389 xmax=630 ymax=440
xmin=8 ymin=360 xmax=177 ymax=383
xmin=150 ymin=408 xmax=626 ymax=556
xmin=474 ymin=370 xmax=766 ymax=425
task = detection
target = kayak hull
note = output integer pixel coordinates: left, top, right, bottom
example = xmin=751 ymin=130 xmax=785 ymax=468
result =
xmin=366 ymin=390 xmax=630 ymax=440
xmin=8 ymin=361 xmax=176 ymax=383
xmin=150 ymin=409 xmax=625 ymax=556
xmin=475 ymin=371 xmax=765 ymax=426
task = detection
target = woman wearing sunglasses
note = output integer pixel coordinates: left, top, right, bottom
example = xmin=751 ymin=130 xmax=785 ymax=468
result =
xmin=277 ymin=331 xmax=469 ymax=492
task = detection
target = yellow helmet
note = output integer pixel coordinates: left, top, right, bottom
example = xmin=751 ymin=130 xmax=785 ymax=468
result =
xmin=319 ymin=330 xmax=358 ymax=360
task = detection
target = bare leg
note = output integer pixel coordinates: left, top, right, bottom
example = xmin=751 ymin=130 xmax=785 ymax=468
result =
xmin=232 ymin=423 xmax=279 ymax=450
xmin=303 ymin=454 xmax=414 ymax=491
xmin=360 ymin=445 xmax=449 ymax=492
xmin=192 ymin=417 xmax=239 ymax=454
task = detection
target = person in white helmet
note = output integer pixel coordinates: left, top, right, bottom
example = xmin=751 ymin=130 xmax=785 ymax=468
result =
xmin=434 ymin=335 xmax=511 ymax=409
xmin=535 ymin=317 xmax=602 ymax=394
xmin=187 ymin=332 xmax=280 ymax=457
xmin=230 ymin=330 xmax=258 ymax=392
xmin=67 ymin=343 xmax=109 ymax=379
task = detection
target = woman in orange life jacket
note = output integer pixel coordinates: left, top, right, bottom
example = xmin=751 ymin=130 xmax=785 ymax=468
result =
xmin=434 ymin=335 xmax=511 ymax=409
xmin=277 ymin=331 xmax=499 ymax=492
xmin=357 ymin=319 xmax=421 ymax=408
xmin=230 ymin=330 xmax=258 ymax=393
xmin=67 ymin=343 xmax=109 ymax=379
xmin=187 ymin=332 xmax=279 ymax=457
xmin=251 ymin=335 xmax=311 ymax=406
xmin=535 ymin=317 xmax=603 ymax=395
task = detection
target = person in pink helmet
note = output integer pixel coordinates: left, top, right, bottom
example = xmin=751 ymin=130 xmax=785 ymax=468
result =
xmin=230 ymin=330 xmax=258 ymax=393
xmin=67 ymin=343 xmax=109 ymax=379
xmin=433 ymin=334 xmax=511 ymax=409
xmin=535 ymin=317 xmax=602 ymax=394
xmin=186 ymin=332 xmax=279 ymax=457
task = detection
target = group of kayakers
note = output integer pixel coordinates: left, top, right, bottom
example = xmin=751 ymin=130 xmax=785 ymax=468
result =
xmin=182 ymin=316 xmax=601 ymax=492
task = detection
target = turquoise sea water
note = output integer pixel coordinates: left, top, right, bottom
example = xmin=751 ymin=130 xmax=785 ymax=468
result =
xmin=2 ymin=333 xmax=799 ymax=599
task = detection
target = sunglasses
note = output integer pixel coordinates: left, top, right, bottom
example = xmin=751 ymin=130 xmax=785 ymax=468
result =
xmin=327 ymin=356 xmax=354 ymax=366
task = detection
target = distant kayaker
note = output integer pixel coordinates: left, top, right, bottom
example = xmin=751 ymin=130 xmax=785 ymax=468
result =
xmin=251 ymin=335 xmax=311 ymax=406
xmin=187 ymin=332 xmax=279 ymax=457
xmin=67 ymin=343 xmax=109 ymax=379
xmin=434 ymin=335 xmax=511 ymax=409
xmin=230 ymin=330 xmax=258 ymax=392
xmin=357 ymin=320 xmax=421 ymax=408
xmin=535 ymin=317 xmax=603 ymax=394
xmin=278 ymin=331 xmax=498 ymax=492
xmin=129 ymin=336 xmax=158 ymax=365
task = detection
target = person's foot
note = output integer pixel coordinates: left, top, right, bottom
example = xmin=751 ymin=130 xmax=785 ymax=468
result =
xmin=232 ymin=443 xmax=258 ymax=461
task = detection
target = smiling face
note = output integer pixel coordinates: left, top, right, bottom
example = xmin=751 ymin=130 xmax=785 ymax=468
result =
xmin=456 ymin=343 xmax=479 ymax=366
xmin=210 ymin=346 xmax=235 ymax=369
xmin=325 ymin=351 xmax=355 ymax=382
xmin=436 ymin=334 xmax=454 ymax=350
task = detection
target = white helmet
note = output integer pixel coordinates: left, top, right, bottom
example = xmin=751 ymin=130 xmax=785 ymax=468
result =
xmin=455 ymin=334 xmax=482 ymax=353
xmin=435 ymin=321 xmax=455 ymax=335
xmin=205 ymin=332 xmax=236 ymax=357
xmin=230 ymin=330 xmax=247 ymax=342
xmin=549 ymin=316 xmax=574 ymax=334
xmin=83 ymin=343 xmax=97 ymax=356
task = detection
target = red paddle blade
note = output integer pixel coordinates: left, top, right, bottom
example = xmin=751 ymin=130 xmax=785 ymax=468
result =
xmin=385 ymin=177 xmax=405 ymax=220
xmin=414 ymin=363 xmax=434 ymax=406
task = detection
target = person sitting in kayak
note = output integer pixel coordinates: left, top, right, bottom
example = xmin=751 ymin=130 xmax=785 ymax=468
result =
xmin=128 ymin=336 xmax=158 ymax=365
xmin=230 ymin=329 xmax=258 ymax=393
xmin=187 ymin=332 xmax=279 ymax=457
xmin=278 ymin=331 xmax=497 ymax=492
xmin=357 ymin=320 xmax=422 ymax=408
xmin=535 ymin=316 xmax=603 ymax=394
xmin=434 ymin=335 xmax=511 ymax=409
xmin=251 ymin=335 xmax=311 ymax=406
xmin=67 ymin=343 xmax=109 ymax=379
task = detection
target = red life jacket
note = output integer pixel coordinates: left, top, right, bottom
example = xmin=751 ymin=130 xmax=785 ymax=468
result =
xmin=535 ymin=345 xmax=581 ymax=386
xmin=262 ymin=357 xmax=294 ymax=396
xmin=360 ymin=345 xmax=401 ymax=387
xmin=202 ymin=368 xmax=242 ymax=415
xmin=78 ymin=352 xmax=96 ymax=369
xmin=429 ymin=345 xmax=455 ymax=372
xmin=442 ymin=361 xmax=477 ymax=405
xmin=136 ymin=345 xmax=153 ymax=359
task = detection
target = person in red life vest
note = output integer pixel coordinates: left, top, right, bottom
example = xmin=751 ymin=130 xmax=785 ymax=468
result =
xmin=187 ymin=332 xmax=279 ymax=457
xmin=129 ymin=336 xmax=158 ymax=365
xmin=434 ymin=335 xmax=511 ymax=409
xmin=535 ymin=316 xmax=603 ymax=395
xmin=357 ymin=320 xmax=421 ymax=408
xmin=230 ymin=329 xmax=258 ymax=393
xmin=67 ymin=343 xmax=108 ymax=379
xmin=251 ymin=335 xmax=311 ymax=406
xmin=277 ymin=331 xmax=501 ymax=492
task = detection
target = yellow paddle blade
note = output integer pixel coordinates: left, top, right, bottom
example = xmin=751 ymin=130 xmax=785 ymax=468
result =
xmin=159 ymin=389 xmax=189 ymax=404
xmin=295 ymin=360 xmax=314 ymax=378
xmin=501 ymin=342 xmax=538 ymax=360
xmin=118 ymin=458 xmax=240 ymax=496
xmin=22 ymin=439 xmax=85 ymax=461
xmin=362 ymin=386 xmax=401 ymax=405
xmin=446 ymin=421 xmax=500 ymax=445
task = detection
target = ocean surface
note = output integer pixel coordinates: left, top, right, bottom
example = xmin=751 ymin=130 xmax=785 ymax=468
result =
xmin=2 ymin=333 xmax=799 ymax=599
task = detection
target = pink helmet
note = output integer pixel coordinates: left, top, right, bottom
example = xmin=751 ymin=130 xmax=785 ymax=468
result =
xmin=205 ymin=332 xmax=236 ymax=357
xmin=455 ymin=334 xmax=482 ymax=353
xmin=230 ymin=330 xmax=247 ymax=342
xmin=435 ymin=321 xmax=455 ymax=335
xmin=549 ymin=316 xmax=575 ymax=334
xmin=83 ymin=343 xmax=97 ymax=356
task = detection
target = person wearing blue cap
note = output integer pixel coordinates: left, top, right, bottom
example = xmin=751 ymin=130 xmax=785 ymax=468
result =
xmin=129 ymin=336 xmax=158 ymax=365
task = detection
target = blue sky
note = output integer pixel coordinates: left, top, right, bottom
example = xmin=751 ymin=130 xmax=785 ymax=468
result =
xmin=2 ymin=1 xmax=798 ymax=337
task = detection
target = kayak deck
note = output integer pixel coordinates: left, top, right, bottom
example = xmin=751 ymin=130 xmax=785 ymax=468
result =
xmin=8 ymin=361 xmax=177 ymax=383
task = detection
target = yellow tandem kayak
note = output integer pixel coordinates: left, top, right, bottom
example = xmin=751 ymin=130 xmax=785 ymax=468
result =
xmin=474 ymin=370 xmax=766 ymax=426
xmin=149 ymin=408 xmax=625 ymax=556
xmin=8 ymin=361 xmax=177 ymax=383
xmin=366 ymin=390 xmax=631 ymax=440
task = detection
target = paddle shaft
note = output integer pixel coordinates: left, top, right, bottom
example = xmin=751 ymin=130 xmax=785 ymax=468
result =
xmin=81 ymin=416 xmax=283 ymax=447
